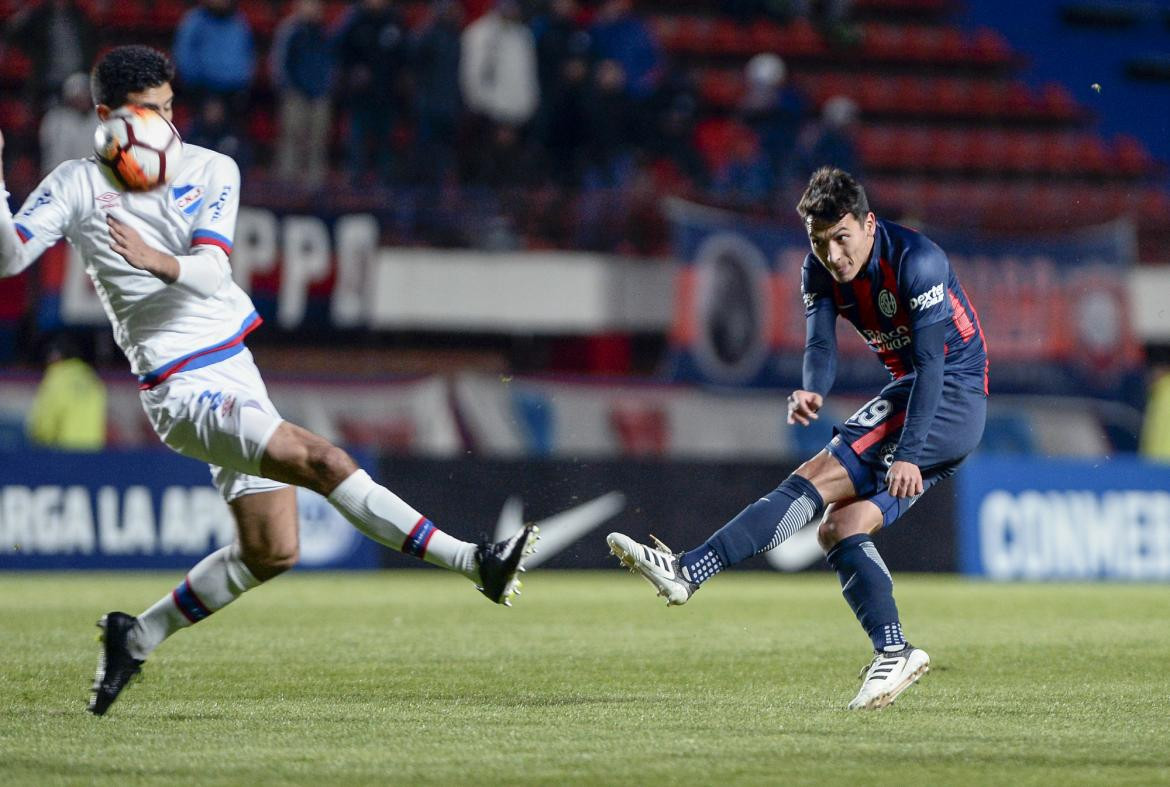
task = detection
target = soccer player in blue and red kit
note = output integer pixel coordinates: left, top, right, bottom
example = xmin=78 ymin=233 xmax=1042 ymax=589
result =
xmin=608 ymin=167 xmax=988 ymax=709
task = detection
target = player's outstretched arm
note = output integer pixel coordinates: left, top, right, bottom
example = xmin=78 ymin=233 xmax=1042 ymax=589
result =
xmin=0 ymin=128 xmax=30 ymax=279
xmin=1 ymin=128 xmax=79 ymax=279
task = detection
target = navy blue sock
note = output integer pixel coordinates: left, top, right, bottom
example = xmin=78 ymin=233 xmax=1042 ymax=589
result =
xmin=680 ymin=475 xmax=824 ymax=585
xmin=825 ymin=534 xmax=906 ymax=652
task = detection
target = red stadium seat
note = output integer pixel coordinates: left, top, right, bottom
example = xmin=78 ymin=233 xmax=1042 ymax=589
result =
xmin=239 ymin=0 xmax=278 ymax=38
xmin=1038 ymin=82 xmax=1082 ymax=121
xmin=150 ymin=0 xmax=187 ymax=32
xmin=0 ymin=100 xmax=35 ymax=136
xmin=697 ymin=69 xmax=742 ymax=108
xmin=1112 ymin=135 xmax=1154 ymax=177
xmin=969 ymin=27 xmax=1013 ymax=66
xmin=930 ymin=77 xmax=969 ymax=116
xmin=0 ymin=51 xmax=32 ymax=83
xmin=711 ymin=20 xmax=745 ymax=55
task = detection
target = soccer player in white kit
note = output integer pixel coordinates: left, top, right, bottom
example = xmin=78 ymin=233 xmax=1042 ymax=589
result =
xmin=0 ymin=46 xmax=537 ymax=716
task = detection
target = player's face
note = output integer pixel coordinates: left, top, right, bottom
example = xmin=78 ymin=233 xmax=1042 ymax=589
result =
xmin=806 ymin=211 xmax=876 ymax=283
xmin=97 ymin=83 xmax=175 ymax=123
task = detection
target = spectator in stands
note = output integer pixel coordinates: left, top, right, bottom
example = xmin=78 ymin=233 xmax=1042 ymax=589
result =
xmin=587 ymin=0 xmax=661 ymax=101
xmin=643 ymin=72 xmax=708 ymax=191
xmin=174 ymin=0 xmax=256 ymax=128
xmin=536 ymin=27 xmax=593 ymax=186
xmin=794 ymin=95 xmax=861 ymax=184
xmin=583 ymin=60 xmax=636 ymax=189
xmin=38 ymin=72 xmax=96 ymax=174
xmin=739 ymin=53 xmax=807 ymax=191
xmin=768 ymin=0 xmax=857 ymax=42
xmin=2 ymin=0 xmax=97 ymax=110
xmin=531 ymin=0 xmax=585 ymax=136
xmin=708 ymin=124 xmax=772 ymax=207
xmin=186 ymin=95 xmax=254 ymax=171
xmin=577 ymin=59 xmax=636 ymax=248
xmin=459 ymin=0 xmax=540 ymax=183
xmin=411 ymin=0 xmax=464 ymax=185
xmin=25 ymin=334 xmax=106 ymax=452
xmin=334 ymin=0 xmax=410 ymax=184
xmin=271 ymin=0 xmax=335 ymax=189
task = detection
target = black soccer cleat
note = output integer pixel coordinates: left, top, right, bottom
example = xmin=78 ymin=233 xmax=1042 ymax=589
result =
xmin=88 ymin=611 xmax=144 ymax=716
xmin=474 ymin=525 xmax=539 ymax=605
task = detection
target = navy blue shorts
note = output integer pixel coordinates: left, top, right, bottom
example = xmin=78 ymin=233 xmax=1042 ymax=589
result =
xmin=826 ymin=376 xmax=986 ymax=528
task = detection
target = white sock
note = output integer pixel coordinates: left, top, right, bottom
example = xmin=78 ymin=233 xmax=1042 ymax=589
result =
xmin=127 ymin=543 xmax=261 ymax=660
xmin=327 ymin=469 xmax=477 ymax=576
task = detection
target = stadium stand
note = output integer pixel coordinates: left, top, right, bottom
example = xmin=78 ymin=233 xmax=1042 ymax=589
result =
xmin=1 ymin=0 xmax=1166 ymax=260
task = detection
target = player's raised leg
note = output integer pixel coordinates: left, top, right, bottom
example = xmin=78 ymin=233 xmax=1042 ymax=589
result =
xmin=818 ymin=497 xmax=928 ymax=710
xmin=261 ymin=421 xmax=536 ymax=603
xmin=608 ymin=449 xmax=854 ymax=604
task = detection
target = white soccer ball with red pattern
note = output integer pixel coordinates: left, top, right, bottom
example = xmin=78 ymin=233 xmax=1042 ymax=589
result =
xmin=94 ymin=106 xmax=183 ymax=191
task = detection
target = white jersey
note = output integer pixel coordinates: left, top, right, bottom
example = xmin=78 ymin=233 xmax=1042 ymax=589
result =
xmin=0 ymin=144 xmax=259 ymax=385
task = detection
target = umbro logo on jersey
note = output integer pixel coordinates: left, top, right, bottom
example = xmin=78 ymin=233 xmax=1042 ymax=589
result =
xmin=96 ymin=192 xmax=120 ymax=209
xmin=171 ymin=184 xmax=205 ymax=216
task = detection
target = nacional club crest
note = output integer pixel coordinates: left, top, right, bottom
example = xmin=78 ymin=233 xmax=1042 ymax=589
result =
xmin=878 ymin=289 xmax=898 ymax=317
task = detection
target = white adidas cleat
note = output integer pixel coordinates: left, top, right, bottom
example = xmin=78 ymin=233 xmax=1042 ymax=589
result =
xmin=606 ymin=532 xmax=697 ymax=606
xmin=847 ymin=646 xmax=930 ymax=710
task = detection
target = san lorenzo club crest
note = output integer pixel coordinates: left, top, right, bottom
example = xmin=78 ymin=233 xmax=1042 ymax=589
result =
xmin=878 ymin=289 xmax=898 ymax=317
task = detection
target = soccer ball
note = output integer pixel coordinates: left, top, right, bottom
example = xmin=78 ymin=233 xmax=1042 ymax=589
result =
xmin=94 ymin=106 xmax=183 ymax=191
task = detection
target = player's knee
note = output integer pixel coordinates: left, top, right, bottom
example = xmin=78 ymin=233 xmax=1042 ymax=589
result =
xmin=265 ymin=543 xmax=300 ymax=575
xmin=305 ymin=441 xmax=354 ymax=486
xmin=245 ymin=542 xmax=299 ymax=580
xmin=817 ymin=513 xmax=864 ymax=552
xmin=284 ymin=436 xmax=357 ymax=494
xmin=817 ymin=516 xmax=842 ymax=551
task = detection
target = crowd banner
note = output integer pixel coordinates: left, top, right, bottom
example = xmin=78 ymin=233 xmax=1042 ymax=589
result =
xmin=452 ymin=372 xmax=806 ymax=459
xmin=665 ymin=198 xmax=1143 ymax=396
xmin=0 ymin=450 xmax=381 ymax=570
xmin=957 ymin=455 xmax=1170 ymax=580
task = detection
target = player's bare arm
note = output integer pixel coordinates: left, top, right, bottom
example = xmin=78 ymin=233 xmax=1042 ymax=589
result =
xmin=786 ymin=389 xmax=823 ymax=426
xmin=106 ymin=214 xmax=180 ymax=282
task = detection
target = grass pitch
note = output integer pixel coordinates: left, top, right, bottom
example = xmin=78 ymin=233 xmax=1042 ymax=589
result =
xmin=1 ymin=571 xmax=1169 ymax=786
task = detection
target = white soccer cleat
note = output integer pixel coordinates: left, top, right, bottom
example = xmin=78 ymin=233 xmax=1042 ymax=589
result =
xmin=606 ymin=532 xmax=697 ymax=606
xmin=847 ymin=646 xmax=930 ymax=710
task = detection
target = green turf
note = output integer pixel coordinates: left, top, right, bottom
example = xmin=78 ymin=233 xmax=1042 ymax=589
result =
xmin=1 ymin=571 xmax=1169 ymax=786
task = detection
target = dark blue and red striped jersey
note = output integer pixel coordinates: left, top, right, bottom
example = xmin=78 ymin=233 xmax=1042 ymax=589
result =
xmin=801 ymin=219 xmax=989 ymax=394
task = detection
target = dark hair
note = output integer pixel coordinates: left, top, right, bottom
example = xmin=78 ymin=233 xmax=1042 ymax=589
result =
xmin=90 ymin=46 xmax=175 ymax=108
xmin=796 ymin=167 xmax=870 ymax=223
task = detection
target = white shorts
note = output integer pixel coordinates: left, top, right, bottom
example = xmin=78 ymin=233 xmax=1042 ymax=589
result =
xmin=139 ymin=347 xmax=289 ymax=502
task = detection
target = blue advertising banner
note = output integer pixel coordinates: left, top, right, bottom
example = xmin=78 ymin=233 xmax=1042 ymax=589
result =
xmin=957 ymin=455 xmax=1170 ymax=580
xmin=0 ymin=450 xmax=381 ymax=570
xmin=666 ymin=198 xmax=1143 ymax=398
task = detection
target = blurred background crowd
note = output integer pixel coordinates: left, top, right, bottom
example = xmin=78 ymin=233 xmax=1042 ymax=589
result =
xmin=4 ymin=0 xmax=1165 ymax=254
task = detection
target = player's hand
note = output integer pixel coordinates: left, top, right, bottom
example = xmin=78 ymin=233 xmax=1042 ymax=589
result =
xmin=885 ymin=460 xmax=924 ymax=498
xmin=107 ymin=213 xmax=177 ymax=282
xmin=786 ymin=390 xmax=823 ymax=426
